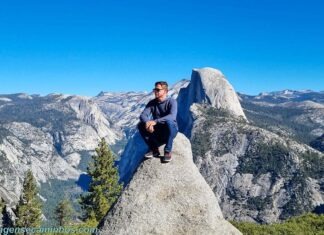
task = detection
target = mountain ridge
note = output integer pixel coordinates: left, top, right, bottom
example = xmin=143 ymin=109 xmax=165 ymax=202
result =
xmin=0 ymin=67 xmax=322 ymax=226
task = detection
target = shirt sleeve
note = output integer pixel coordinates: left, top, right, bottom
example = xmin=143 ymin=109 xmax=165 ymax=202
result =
xmin=139 ymin=102 xmax=153 ymax=123
xmin=155 ymin=99 xmax=178 ymax=123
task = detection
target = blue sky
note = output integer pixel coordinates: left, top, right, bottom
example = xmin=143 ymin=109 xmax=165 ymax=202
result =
xmin=0 ymin=0 xmax=323 ymax=96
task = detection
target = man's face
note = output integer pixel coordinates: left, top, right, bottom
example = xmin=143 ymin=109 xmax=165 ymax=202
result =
xmin=153 ymin=84 xmax=167 ymax=100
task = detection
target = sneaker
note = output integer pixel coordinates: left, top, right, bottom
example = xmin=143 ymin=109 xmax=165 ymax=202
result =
xmin=144 ymin=151 xmax=154 ymax=159
xmin=162 ymin=151 xmax=172 ymax=162
xmin=144 ymin=148 xmax=160 ymax=159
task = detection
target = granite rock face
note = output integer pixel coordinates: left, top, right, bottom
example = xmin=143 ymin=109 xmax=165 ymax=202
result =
xmin=98 ymin=133 xmax=241 ymax=235
xmin=177 ymin=68 xmax=246 ymax=137
xmin=190 ymin=104 xmax=323 ymax=223
xmin=117 ymin=132 xmax=148 ymax=184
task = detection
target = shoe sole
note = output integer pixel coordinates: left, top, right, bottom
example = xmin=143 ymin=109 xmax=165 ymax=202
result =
xmin=144 ymin=153 xmax=154 ymax=159
xmin=162 ymin=157 xmax=172 ymax=162
xmin=144 ymin=153 xmax=160 ymax=159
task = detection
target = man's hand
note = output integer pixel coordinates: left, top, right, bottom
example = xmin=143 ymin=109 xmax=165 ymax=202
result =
xmin=145 ymin=121 xmax=157 ymax=133
xmin=147 ymin=125 xmax=154 ymax=133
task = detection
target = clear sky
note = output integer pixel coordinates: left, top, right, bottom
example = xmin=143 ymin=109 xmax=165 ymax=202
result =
xmin=0 ymin=0 xmax=323 ymax=96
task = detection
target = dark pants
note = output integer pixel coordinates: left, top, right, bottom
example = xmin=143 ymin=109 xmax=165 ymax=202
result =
xmin=138 ymin=120 xmax=178 ymax=153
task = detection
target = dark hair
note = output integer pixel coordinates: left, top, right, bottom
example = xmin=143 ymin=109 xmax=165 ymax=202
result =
xmin=155 ymin=81 xmax=168 ymax=90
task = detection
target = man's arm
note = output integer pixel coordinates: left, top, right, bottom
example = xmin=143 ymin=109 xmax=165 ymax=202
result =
xmin=139 ymin=102 xmax=152 ymax=123
xmin=155 ymin=99 xmax=177 ymax=123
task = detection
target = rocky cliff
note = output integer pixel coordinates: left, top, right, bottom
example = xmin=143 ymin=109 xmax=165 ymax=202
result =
xmin=174 ymin=68 xmax=323 ymax=223
xmin=98 ymin=133 xmax=241 ymax=235
xmin=190 ymin=104 xmax=323 ymax=223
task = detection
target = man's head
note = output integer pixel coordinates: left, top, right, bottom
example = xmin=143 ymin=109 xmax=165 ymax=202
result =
xmin=153 ymin=81 xmax=168 ymax=101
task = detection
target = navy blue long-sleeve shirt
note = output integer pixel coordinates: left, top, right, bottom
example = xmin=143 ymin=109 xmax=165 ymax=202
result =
xmin=139 ymin=97 xmax=178 ymax=125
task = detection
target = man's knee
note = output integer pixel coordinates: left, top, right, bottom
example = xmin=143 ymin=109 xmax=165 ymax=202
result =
xmin=165 ymin=120 xmax=178 ymax=131
xmin=165 ymin=120 xmax=175 ymax=126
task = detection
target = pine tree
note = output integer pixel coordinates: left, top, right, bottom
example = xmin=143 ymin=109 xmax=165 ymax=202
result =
xmin=0 ymin=197 xmax=4 ymax=211
xmin=80 ymin=138 xmax=123 ymax=224
xmin=15 ymin=170 xmax=43 ymax=230
xmin=54 ymin=198 xmax=74 ymax=227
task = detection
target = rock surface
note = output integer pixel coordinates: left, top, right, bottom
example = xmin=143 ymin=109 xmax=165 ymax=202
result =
xmin=98 ymin=133 xmax=241 ymax=235
xmin=117 ymin=132 xmax=148 ymax=184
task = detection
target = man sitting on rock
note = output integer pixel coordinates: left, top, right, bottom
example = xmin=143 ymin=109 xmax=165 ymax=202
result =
xmin=138 ymin=81 xmax=178 ymax=163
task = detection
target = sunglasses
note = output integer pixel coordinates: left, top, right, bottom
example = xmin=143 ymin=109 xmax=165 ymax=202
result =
xmin=152 ymin=88 xmax=164 ymax=92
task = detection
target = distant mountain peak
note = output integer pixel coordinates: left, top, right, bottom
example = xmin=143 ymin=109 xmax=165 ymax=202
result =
xmin=192 ymin=67 xmax=246 ymax=117
xmin=177 ymin=67 xmax=247 ymax=136
xmin=193 ymin=67 xmax=224 ymax=76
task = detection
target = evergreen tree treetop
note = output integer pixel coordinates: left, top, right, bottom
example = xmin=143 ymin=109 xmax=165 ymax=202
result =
xmin=80 ymin=138 xmax=122 ymax=224
xmin=15 ymin=169 xmax=43 ymax=229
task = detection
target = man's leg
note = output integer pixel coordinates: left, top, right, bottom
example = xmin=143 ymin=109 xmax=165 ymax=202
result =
xmin=137 ymin=122 xmax=160 ymax=156
xmin=164 ymin=120 xmax=178 ymax=153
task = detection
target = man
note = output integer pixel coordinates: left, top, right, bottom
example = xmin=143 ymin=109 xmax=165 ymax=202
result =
xmin=138 ymin=81 xmax=178 ymax=162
